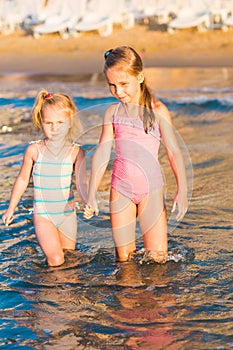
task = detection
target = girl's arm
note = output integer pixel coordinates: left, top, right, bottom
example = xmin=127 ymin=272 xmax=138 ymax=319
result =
xmin=74 ymin=146 xmax=88 ymax=205
xmin=155 ymin=101 xmax=188 ymax=221
xmin=2 ymin=144 xmax=35 ymax=226
xmin=84 ymin=105 xmax=115 ymax=219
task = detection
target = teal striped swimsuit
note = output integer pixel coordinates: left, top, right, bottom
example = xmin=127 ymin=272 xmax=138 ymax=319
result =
xmin=32 ymin=142 xmax=77 ymax=241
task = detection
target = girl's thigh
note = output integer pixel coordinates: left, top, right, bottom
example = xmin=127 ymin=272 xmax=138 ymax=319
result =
xmin=138 ymin=187 xmax=168 ymax=253
xmin=57 ymin=211 xmax=77 ymax=250
xmin=59 ymin=232 xmax=76 ymax=250
xmin=33 ymin=215 xmax=64 ymax=260
xmin=110 ymin=188 xmax=137 ymax=257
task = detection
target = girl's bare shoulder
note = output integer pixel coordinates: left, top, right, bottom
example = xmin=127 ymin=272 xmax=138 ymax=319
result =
xmin=72 ymin=143 xmax=85 ymax=163
xmin=27 ymin=140 xmax=43 ymax=161
xmin=104 ymin=103 xmax=119 ymax=123
xmin=153 ymin=99 xmax=169 ymax=113
xmin=152 ymin=99 xmax=171 ymax=123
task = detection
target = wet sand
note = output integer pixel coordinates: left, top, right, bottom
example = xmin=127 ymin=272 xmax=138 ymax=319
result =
xmin=0 ymin=24 xmax=232 ymax=75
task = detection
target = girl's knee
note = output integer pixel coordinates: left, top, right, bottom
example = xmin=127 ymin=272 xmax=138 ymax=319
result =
xmin=47 ymin=252 xmax=65 ymax=267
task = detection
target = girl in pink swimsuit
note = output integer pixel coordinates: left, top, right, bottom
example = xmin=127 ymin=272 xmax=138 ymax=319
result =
xmin=84 ymin=46 xmax=188 ymax=263
xmin=2 ymin=90 xmax=88 ymax=266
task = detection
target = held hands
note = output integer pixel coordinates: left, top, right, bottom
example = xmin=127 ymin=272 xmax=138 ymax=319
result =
xmin=171 ymin=191 xmax=188 ymax=222
xmin=83 ymin=198 xmax=99 ymax=220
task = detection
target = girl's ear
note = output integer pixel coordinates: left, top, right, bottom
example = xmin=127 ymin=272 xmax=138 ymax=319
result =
xmin=138 ymin=73 xmax=144 ymax=83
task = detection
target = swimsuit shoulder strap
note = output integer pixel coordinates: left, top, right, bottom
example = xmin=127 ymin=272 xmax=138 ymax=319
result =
xmin=71 ymin=142 xmax=81 ymax=154
xmin=29 ymin=139 xmax=41 ymax=145
xmin=29 ymin=140 xmax=42 ymax=160
xmin=71 ymin=142 xmax=81 ymax=152
xmin=72 ymin=142 xmax=81 ymax=147
xmin=113 ymin=103 xmax=121 ymax=118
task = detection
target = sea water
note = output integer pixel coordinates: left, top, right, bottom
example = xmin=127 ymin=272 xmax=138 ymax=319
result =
xmin=0 ymin=68 xmax=232 ymax=349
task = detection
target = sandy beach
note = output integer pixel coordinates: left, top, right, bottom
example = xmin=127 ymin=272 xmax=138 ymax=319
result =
xmin=1 ymin=16 xmax=233 ymax=349
xmin=0 ymin=24 xmax=233 ymax=75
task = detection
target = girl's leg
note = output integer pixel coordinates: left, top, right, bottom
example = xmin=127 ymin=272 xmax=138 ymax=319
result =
xmin=138 ymin=187 xmax=168 ymax=263
xmin=58 ymin=210 xmax=77 ymax=250
xmin=33 ymin=215 xmax=65 ymax=267
xmin=59 ymin=232 xmax=76 ymax=251
xmin=110 ymin=189 xmax=137 ymax=262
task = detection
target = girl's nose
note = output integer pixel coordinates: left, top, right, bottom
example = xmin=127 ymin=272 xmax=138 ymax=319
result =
xmin=51 ymin=123 xmax=58 ymax=132
xmin=115 ymin=85 xmax=122 ymax=95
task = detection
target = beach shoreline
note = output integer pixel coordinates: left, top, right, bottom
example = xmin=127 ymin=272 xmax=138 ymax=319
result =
xmin=0 ymin=25 xmax=232 ymax=75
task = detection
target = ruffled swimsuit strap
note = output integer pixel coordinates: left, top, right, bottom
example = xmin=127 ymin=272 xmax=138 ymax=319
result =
xmin=67 ymin=142 xmax=81 ymax=164
xmin=71 ymin=142 xmax=80 ymax=155
xmin=29 ymin=139 xmax=42 ymax=162
xmin=113 ymin=102 xmax=121 ymax=119
xmin=72 ymin=142 xmax=81 ymax=147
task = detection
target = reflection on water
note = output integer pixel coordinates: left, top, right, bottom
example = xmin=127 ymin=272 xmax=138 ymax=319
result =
xmin=0 ymin=68 xmax=233 ymax=349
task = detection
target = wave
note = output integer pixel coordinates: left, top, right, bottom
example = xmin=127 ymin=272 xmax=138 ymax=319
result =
xmin=75 ymin=95 xmax=233 ymax=114
xmin=75 ymin=96 xmax=233 ymax=116
xmin=162 ymin=96 xmax=233 ymax=114
xmin=0 ymin=95 xmax=233 ymax=117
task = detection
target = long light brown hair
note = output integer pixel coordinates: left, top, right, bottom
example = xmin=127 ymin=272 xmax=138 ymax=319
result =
xmin=104 ymin=46 xmax=155 ymax=133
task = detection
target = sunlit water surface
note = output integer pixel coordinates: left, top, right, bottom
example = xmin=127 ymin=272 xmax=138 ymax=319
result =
xmin=0 ymin=68 xmax=232 ymax=349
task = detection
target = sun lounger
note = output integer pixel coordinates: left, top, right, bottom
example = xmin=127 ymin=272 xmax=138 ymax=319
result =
xmin=212 ymin=0 xmax=233 ymax=31
xmin=126 ymin=0 xmax=181 ymax=25
xmin=168 ymin=0 xmax=211 ymax=33
xmin=126 ymin=0 xmax=171 ymax=23
xmin=222 ymin=14 xmax=233 ymax=30
xmin=204 ymin=0 xmax=232 ymax=29
xmin=210 ymin=8 xmax=231 ymax=28
xmin=74 ymin=0 xmax=134 ymax=37
xmin=22 ymin=0 xmax=60 ymax=29
xmin=33 ymin=15 xmax=79 ymax=39
xmin=32 ymin=0 xmax=87 ymax=39
xmin=0 ymin=0 xmax=22 ymax=35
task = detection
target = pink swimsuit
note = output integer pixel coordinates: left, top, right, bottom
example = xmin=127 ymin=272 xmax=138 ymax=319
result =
xmin=111 ymin=103 xmax=164 ymax=204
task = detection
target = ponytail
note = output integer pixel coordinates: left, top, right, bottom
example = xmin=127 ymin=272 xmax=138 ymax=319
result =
xmin=32 ymin=90 xmax=48 ymax=131
xmin=140 ymin=79 xmax=155 ymax=133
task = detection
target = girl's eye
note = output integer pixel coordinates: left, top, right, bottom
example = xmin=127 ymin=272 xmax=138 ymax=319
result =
xmin=44 ymin=121 xmax=64 ymax=125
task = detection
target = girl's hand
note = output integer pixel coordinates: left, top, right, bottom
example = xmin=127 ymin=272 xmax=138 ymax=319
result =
xmin=2 ymin=210 xmax=14 ymax=226
xmin=171 ymin=191 xmax=188 ymax=222
xmin=83 ymin=201 xmax=99 ymax=220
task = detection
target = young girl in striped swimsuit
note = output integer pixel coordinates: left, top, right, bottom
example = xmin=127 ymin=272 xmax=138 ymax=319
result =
xmin=84 ymin=46 xmax=188 ymax=263
xmin=2 ymin=91 xmax=88 ymax=266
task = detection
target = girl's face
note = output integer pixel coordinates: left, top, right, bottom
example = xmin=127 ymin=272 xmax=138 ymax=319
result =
xmin=42 ymin=105 xmax=70 ymax=141
xmin=105 ymin=66 xmax=143 ymax=105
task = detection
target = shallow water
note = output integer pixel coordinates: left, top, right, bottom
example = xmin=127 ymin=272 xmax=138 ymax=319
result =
xmin=0 ymin=68 xmax=233 ymax=349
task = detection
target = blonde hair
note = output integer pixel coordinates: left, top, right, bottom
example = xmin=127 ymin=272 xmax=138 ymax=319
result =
xmin=32 ymin=90 xmax=82 ymax=141
xmin=104 ymin=46 xmax=155 ymax=133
